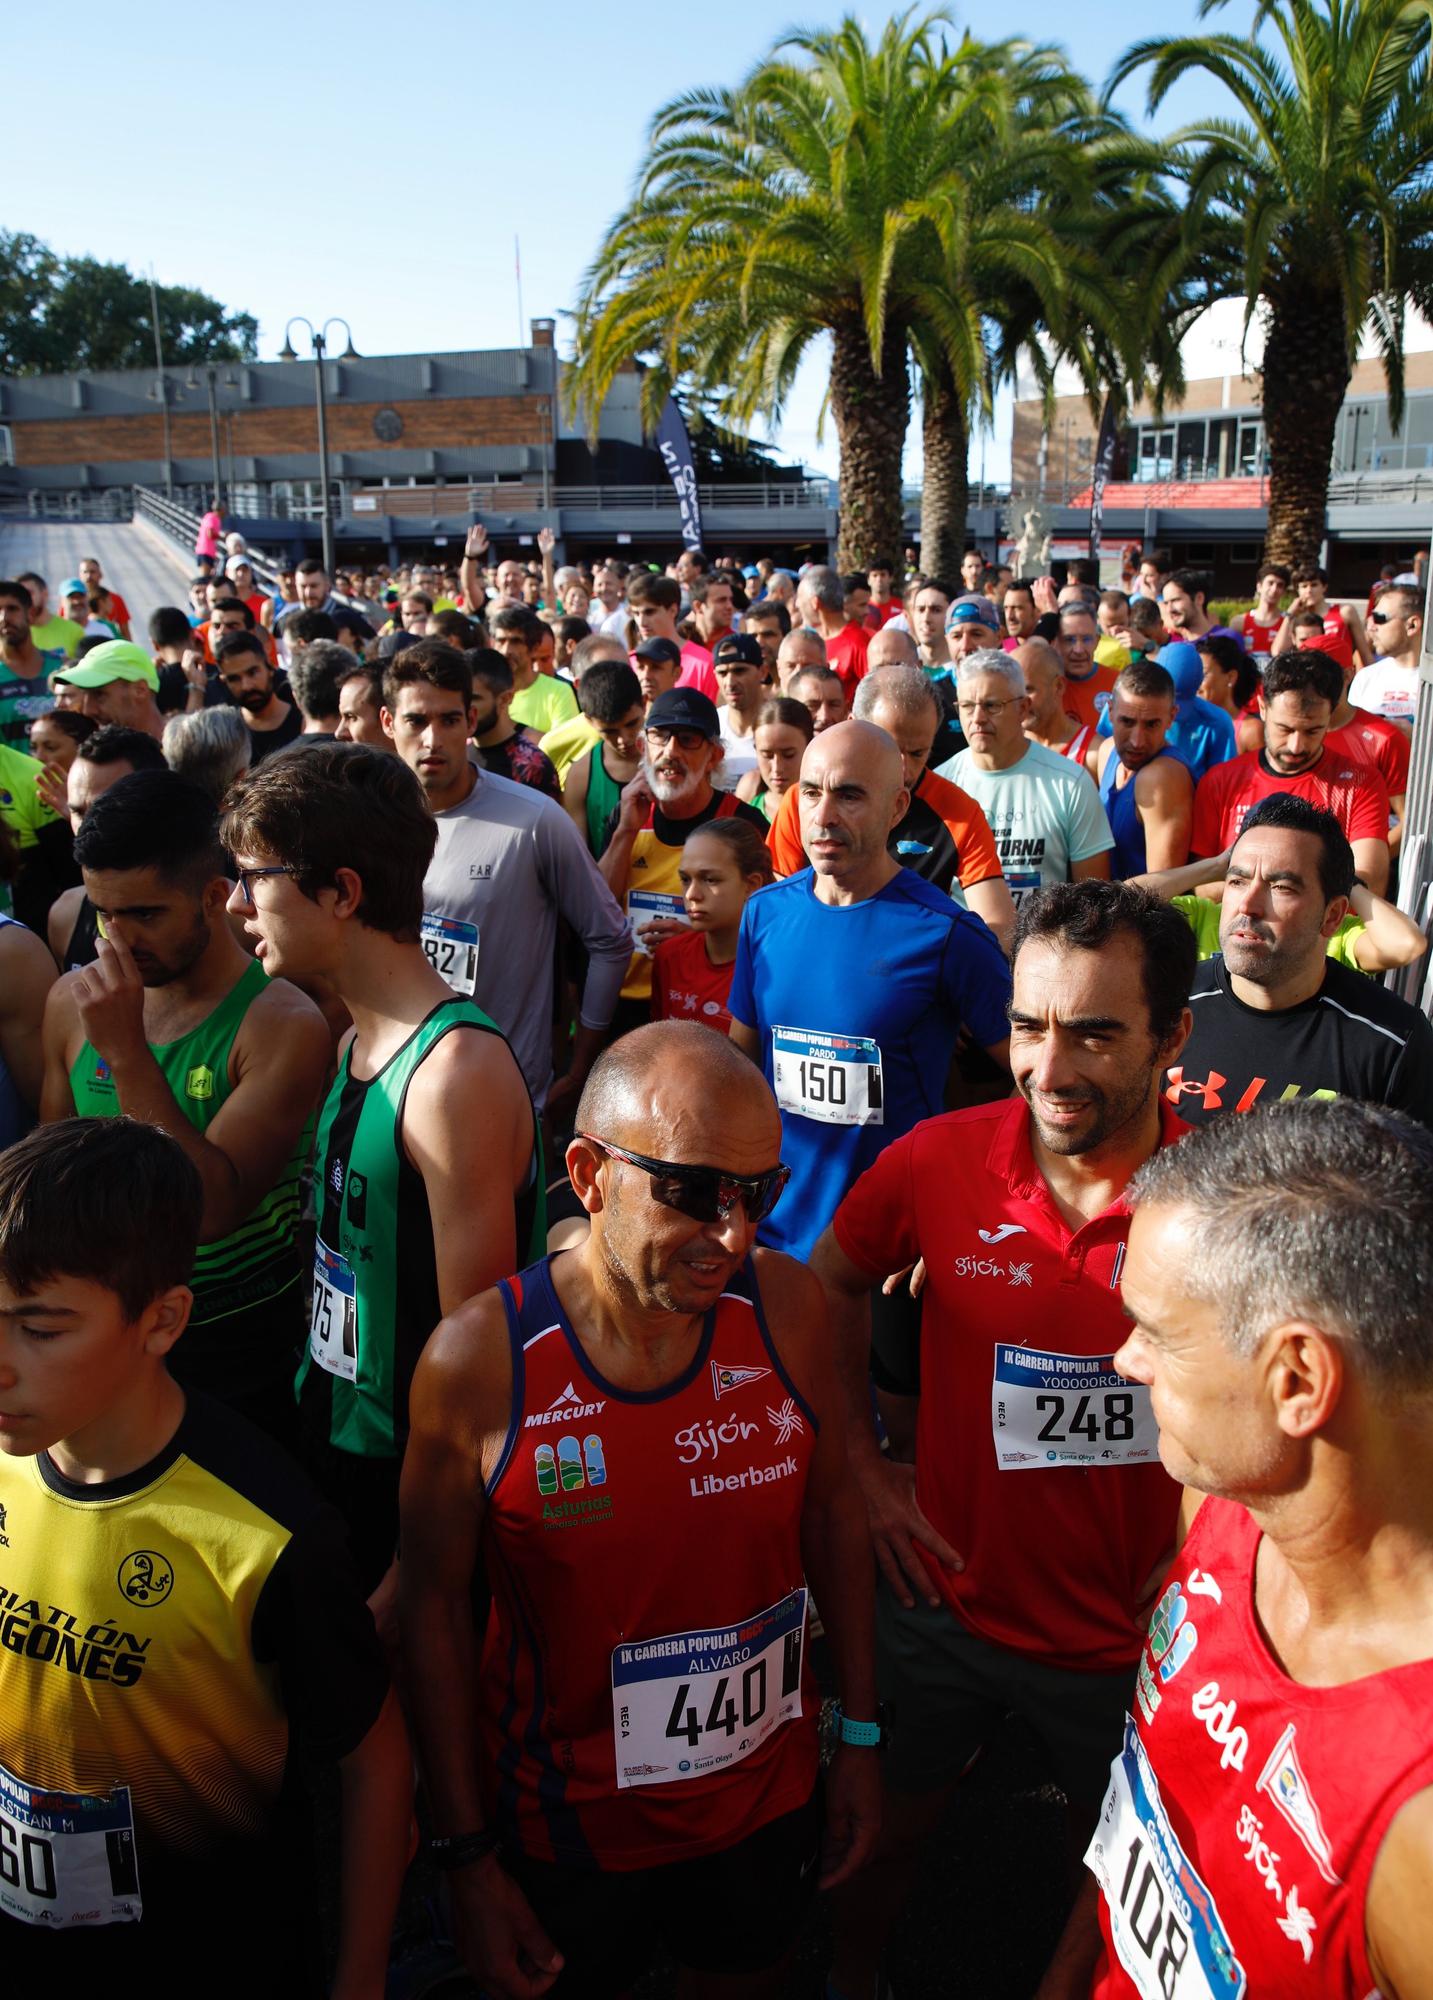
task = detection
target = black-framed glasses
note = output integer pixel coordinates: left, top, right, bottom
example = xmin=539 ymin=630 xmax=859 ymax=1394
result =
xmin=580 ymin=1136 xmax=790 ymax=1225
xmin=234 ymin=864 xmax=290 ymax=907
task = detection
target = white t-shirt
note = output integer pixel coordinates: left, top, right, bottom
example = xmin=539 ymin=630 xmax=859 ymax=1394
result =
xmin=940 ymin=739 xmax=1113 ymax=903
xmin=1348 ymin=658 xmax=1419 ymax=722
xmin=714 ymin=706 xmax=760 ymax=790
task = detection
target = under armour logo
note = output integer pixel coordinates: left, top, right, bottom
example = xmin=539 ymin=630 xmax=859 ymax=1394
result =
xmin=1164 ymin=1066 xmax=1226 ymax=1112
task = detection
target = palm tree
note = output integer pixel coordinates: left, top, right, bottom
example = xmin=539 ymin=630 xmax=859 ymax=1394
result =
xmin=1110 ymin=0 xmax=1433 ymax=569
xmin=572 ymin=12 xmax=1083 ymax=570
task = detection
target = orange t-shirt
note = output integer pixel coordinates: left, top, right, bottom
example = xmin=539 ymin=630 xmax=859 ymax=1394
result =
xmin=1061 ymin=665 xmax=1120 ymax=731
xmin=767 ymin=766 xmax=1003 ymax=898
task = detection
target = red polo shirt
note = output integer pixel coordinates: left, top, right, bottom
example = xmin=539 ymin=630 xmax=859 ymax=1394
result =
xmin=833 ymin=1095 xmax=1185 ymax=1671
xmin=827 ymin=620 xmax=870 ymax=702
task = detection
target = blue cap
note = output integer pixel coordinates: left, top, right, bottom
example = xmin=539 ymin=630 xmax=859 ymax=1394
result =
xmin=1159 ymin=640 xmax=1206 ymax=700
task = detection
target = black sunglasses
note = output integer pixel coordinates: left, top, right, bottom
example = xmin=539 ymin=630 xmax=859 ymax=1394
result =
xmin=581 ymin=1137 xmax=789 ymax=1225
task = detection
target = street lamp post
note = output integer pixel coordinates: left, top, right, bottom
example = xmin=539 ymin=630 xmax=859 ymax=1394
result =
xmin=279 ymin=317 xmax=359 ymax=578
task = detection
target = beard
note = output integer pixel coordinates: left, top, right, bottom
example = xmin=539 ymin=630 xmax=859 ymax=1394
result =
xmin=643 ymin=753 xmax=707 ymax=811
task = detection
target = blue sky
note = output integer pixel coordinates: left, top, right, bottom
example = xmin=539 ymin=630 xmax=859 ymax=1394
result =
xmin=14 ymin=0 xmax=1233 ymax=478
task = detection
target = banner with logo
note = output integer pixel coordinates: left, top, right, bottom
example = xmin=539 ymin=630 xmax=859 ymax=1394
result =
xmin=655 ymin=397 xmax=705 ymax=552
xmin=1088 ymin=392 xmax=1121 ymax=560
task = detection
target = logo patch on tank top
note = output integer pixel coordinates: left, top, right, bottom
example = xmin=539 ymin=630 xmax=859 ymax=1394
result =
xmin=711 ymin=1362 xmax=770 ymax=1400
xmin=525 ymin=1380 xmax=607 ymax=1428
xmin=346 ymin=1172 xmax=368 ymax=1228
xmin=185 ymin=1064 xmax=214 ymax=1101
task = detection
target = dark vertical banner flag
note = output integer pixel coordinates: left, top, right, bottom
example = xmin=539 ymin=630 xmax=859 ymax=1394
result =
xmin=656 ymin=397 xmax=705 ymax=551
xmin=1088 ymin=393 xmax=1120 ymax=561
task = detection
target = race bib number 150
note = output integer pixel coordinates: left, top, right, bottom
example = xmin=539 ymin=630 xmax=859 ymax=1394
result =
xmin=772 ymin=1026 xmax=883 ymax=1127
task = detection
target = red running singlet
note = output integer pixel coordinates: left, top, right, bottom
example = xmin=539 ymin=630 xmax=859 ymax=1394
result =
xmin=479 ymin=1255 xmax=820 ymax=1868
xmin=1088 ymin=1495 xmax=1433 ymax=1999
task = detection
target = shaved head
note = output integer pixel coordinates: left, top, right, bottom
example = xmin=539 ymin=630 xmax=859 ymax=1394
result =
xmin=866 ymin=626 xmax=919 ymax=670
xmin=576 ymin=1021 xmax=776 ymax=1158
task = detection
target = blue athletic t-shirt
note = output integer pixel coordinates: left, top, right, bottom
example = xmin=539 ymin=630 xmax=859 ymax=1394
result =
xmin=727 ymin=867 xmax=1012 ymax=1259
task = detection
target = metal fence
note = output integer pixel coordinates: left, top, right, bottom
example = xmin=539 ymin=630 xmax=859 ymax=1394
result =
xmin=133 ymin=487 xmax=281 ymax=593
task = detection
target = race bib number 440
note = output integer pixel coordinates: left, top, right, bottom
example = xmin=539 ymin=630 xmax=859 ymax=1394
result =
xmin=1086 ymin=1717 xmax=1246 ymax=2000
xmin=611 ymin=1589 xmax=806 ymax=1789
xmin=0 ymin=1761 xmax=141 ymax=1928
xmin=991 ymin=1347 xmax=1158 ymax=1469
xmin=772 ymin=1026 xmax=883 ymax=1127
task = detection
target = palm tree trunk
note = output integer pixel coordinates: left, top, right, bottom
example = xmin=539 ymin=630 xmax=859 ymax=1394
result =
xmin=1260 ymin=285 xmax=1353 ymax=571
xmin=920 ymin=366 xmax=970 ymax=586
xmin=829 ymin=311 xmax=910 ymax=571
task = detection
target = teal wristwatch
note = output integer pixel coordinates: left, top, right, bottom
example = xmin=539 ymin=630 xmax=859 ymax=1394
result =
xmin=832 ymin=1704 xmax=887 ymax=1749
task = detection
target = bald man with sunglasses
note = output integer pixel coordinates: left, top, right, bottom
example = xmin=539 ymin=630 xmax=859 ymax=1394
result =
xmin=400 ymin=1021 xmax=880 ymax=2000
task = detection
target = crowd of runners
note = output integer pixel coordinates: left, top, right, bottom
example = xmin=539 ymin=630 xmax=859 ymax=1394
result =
xmin=0 ymin=525 xmax=1429 ymax=1999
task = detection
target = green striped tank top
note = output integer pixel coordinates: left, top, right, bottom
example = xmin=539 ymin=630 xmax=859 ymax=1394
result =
xmin=298 ymin=997 xmax=545 ymax=1459
xmin=69 ymin=957 xmax=310 ymax=1394
xmin=585 ymin=744 xmax=622 ymax=856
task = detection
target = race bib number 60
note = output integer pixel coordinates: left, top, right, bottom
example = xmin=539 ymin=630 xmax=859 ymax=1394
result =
xmin=0 ymin=1761 xmax=141 ymax=1928
xmin=611 ymin=1589 xmax=806 ymax=1789
xmin=772 ymin=1026 xmax=883 ymax=1127
xmin=991 ymin=1346 xmax=1158 ymax=1469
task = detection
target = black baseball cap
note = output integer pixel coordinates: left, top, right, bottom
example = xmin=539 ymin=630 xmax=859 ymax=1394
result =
xmin=645 ymin=688 xmax=721 ymax=740
xmin=713 ymin=632 xmax=763 ymax=668
xmin=633 ymin=637 xmax=682 ymax=667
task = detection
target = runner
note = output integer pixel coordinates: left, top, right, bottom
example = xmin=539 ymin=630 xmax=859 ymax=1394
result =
xmin=562 ymin=659 xmax=646 ymax=857
xmin=1271 ymin=564 xmax=1373 ymax=668
xmin=599 ymin=688 xmax=766 ymax=1030
xmin=1022 ymin=637 xmax=1099 ymax=763
xmin=735 ymin=695 xmax=813 ymax=820
xmin=383 ymin=641 xmax=631 ymax=1111
xmin=220 ymin=742 xmax=544 ymax=1593
xmin=1162 ymin=795 xmax=1433 ymax=1128
xmin=0 ymin=912 xmax=55 ymax=1145
xmin=1095 ymin=664 xmax=1194 ymax=876
xmin=468 ymin=649 xmax=563 ymax=801
xmin=44 ymin=727 xmax=169 ymax=969
xmin=651 ymin=819 xmax=774 ymax=1035
xmin=399 ymin=1023 xmax=881 ymax=1999
xmin=1039 ymin=1098 xmax=1433 ymax=2000
xmin=0 ymin=578 xmax=62 ymax=748
xmin=40 ymin=773 xmax=329 ymax=1443
xmin=0 ymin=1117 xmax=408 ymax=1995
xmin=712 ymin=633 xmax=768 ymax=789
xmin=1191 ymin=651 xmax=1392 ymax=895
xmin=729 ymin=718 xmax=1011 ymax=1264
xmin=812 ymin=880 xmax=1195 ymax=1998
xmin=335 ymin=660 xmax=389 ymax=748
xmin=1239 ymin=561 xmax=1290 ymax=659
xmin=944 ymin=650 xmax=1113 ymax=904
xmin=53 ymin=640 xmax=167 ymax=740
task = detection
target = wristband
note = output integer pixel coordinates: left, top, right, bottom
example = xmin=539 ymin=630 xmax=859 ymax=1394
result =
xmin=832 ymin=1705 xmax=887 ymax=1749
xmin=429 ymin=1827 xmax=504 ymax=1871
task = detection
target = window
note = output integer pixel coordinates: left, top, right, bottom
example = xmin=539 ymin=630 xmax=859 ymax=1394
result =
xmin=0 ymin=425 xmax=11 ymax=468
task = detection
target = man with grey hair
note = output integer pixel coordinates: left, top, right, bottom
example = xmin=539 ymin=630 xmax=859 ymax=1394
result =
xmin=288 ymin=640 xmax=357 ymax=735
xmin=776 ymin=626 xmax=827 ymax=690
xmin=162 ymin=705 xmax=252 ymax=805
xmin=1042 ymin=1098 xmax=1433 ymax=2000
xmin=941 ymin=648 xmax=1112 ymax=906
xmin=796 ymin=562 xmax=869 ymax=702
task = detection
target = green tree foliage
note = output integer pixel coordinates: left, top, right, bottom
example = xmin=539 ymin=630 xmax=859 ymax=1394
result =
xmin=1110 ymin=0 xmax=1433 ymax=567
xmin=0 ymin=231 xmax=258 ymax=378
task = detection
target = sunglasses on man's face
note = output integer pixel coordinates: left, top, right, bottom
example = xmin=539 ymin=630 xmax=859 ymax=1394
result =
xmin=1369 ymin=608 xmax=1401 ymax=624
xmin=580 ymin=1137 xmax=789 ymax=1226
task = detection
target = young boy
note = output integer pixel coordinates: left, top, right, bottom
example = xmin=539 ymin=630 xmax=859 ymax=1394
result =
xmin=0 ymin=1118 xmax=409 ymax=1993
xmin=562 ymin=658 xmax=647 ymax=858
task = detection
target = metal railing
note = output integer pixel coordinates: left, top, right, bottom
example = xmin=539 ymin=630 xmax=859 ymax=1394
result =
xmin=346 ymin=478 xmax=833 ymax=519
xmin=133 ymin=487 xmax=280 ymax=592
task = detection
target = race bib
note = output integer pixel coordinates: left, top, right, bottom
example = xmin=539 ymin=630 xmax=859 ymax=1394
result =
xmin=772 ymin=1027 xmax=884 ymax=1126
xmin=1086 ymin=1716 xmax=1246 ymax=2000
xmin=310 ymin=1237 xmax=357 ymax=1382
xmin=421 ymin=912 xmax=479 ymax=996
xmin=0 ymin=1761 xmax=141 ymax=1928
xmin=991 ymin=1346 xmax=1158 ymax=1469
xmin=1005 ymin=870 xmax=1043 ymax=907
xmin=611 ymin=1588 xmax=807 ymax=1790
xmin=629 ymin=889 xmax=689 ymax=957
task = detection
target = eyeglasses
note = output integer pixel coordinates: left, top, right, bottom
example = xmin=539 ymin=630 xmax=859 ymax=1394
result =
xmin=646 ymin=727 xmax=711 ymax=752
xmin=580 ymin=1136 xmax=790 ymax=1226
xmin=956 ymin=696 xmax=1023 ymax=719
xmin=234 ymin=864 xmax=290 ymax=906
